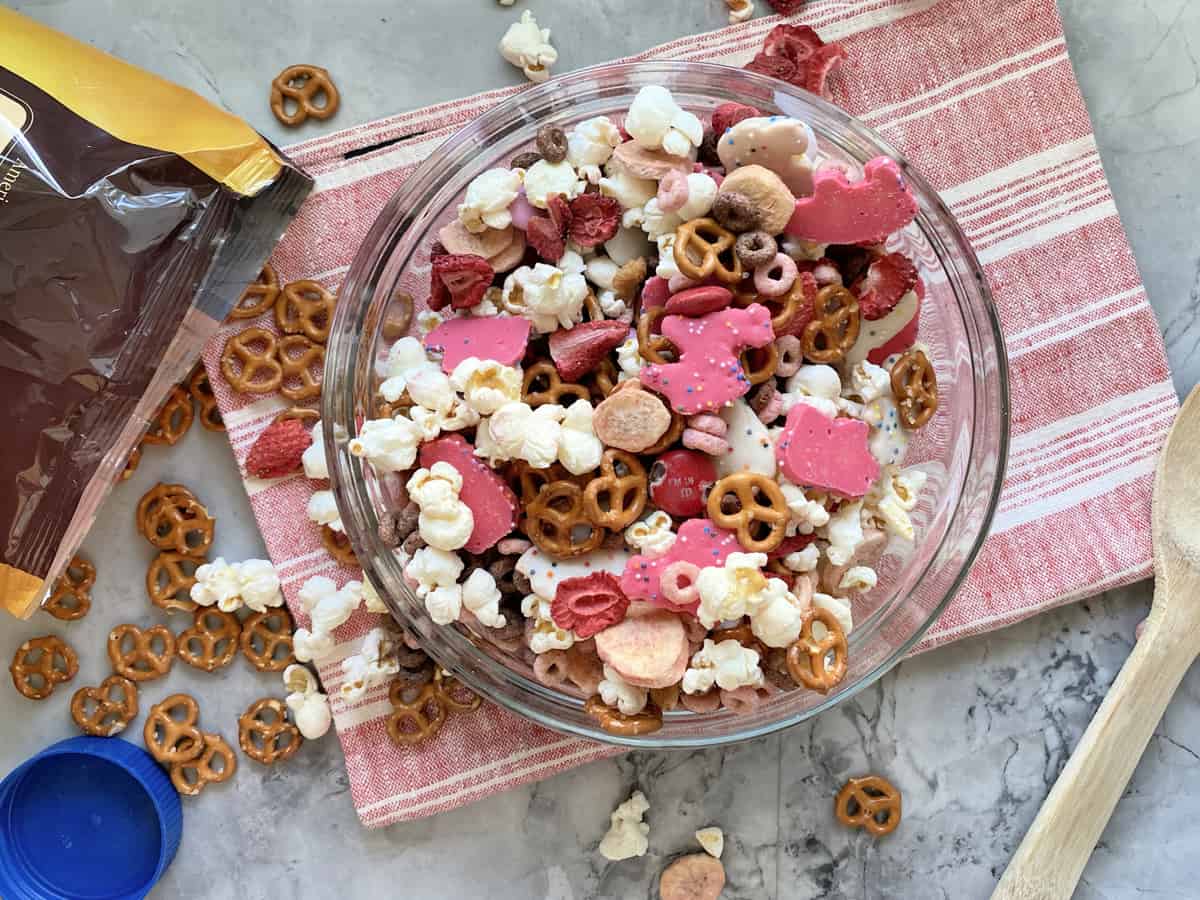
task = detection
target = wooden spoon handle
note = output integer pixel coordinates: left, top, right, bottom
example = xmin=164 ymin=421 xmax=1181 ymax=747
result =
xmin=992 ymin=605 xmax=1196 ymax=900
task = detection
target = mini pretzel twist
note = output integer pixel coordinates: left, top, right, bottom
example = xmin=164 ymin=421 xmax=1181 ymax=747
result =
xmin=673 ymin=218 xmax=742 ymax=284
xmin=240 ymin=610 xmax=297 ymax=672
xmin=277 ymin=334 xmax=325 ymax=402
xmin=71 ymin=675 xmax=138 ymax=736
xmin=733 ymin=279 xmax=800 ymax=334
xmin=239 ymin=697 xmax=303 ymax=765
xmin=890 ymin=348 xmax=938 ymax=429
xmin=141 ymin=386 xmax=194 ymax=446
xmin=108 ymin=624 xmax=176 ymax=682
xmin=589 ymin=358 xmax=620 ymax=403
xmin=523 ymin=481 xmax=606 ymax=559
xmin=739 ymin=342 xmax=779 ymax=385
xmin=136 ymin=483 xmax=195 ymax=537
xmin=141 ymin=491 xmax=214 ymax=557
xmin=387 ymin=681 xmax=448 ymax=746
xmin=177 ymin=608 xmax=242 ymax=672
xmin=506 ymin=460 xmax=576 ymax=505
xmin=636 ymin=306 xmax=678 ymax=364
xmin=187 ymin=365 xmax=224 ymax=431
xmin=143 ymin=693 xmax=204 ymax=764
xmin=276 ymin=279 xmax=336 ymax=343
xmin=44 ymin=555 xmax=95 ymax=621
xmin=170 ymin=733 xmax=238 ymax=797
xmin=270 ymin=64 xmax=340 ymax=127
xmin=433 ymin=668 xmax=482 ymax=712
xmin=802 ymin=285 xmax=861 ymax=364
xmin=583 ymin=695 xmax=663 ymax=737
xmin=230 ymin=263 xmax=280 ymax=319
xmin=146 ymin=552 xmax=202 ymax=614
xmin=321 ymin=525 xmax=359 ymax=566
xmin=9 ymin=635 xmax=78 ymax=700
xmin=785 ymin=606 xmax=849 ymax=694
xmin=221 ymin=326 xmax=284 ymax=394
xmin=583 ymin=449 xmax=647 ymax=530
xmin=706 ymin=473 xmax=789 ymax=553
xmin=834 ymin=775 xmax=902 ymax=837
xmin=522 ymin=360 xmax=590 ymax=408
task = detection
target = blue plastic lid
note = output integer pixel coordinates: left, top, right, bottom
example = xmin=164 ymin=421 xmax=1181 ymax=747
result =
xmin=0 ymin=736 xmax=182 ymax=900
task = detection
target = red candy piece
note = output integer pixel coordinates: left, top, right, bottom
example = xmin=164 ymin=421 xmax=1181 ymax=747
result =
xmin=425 ymin=315 xmax=531 ymax=373
xmin=548 ymin=320 xmax=630 ymax=382
xmin=785 ymin=157 xmax=918 ymax=246
xmin=245 ymin=418 xmax=312 ymax=479
xmin=418 ymin=434 xmax=519 ymax=552
xmin=550 ymin=571 xmax=630 ymax=639
xmin=568 ymin=194 xmax=621 ymax=248
xmin=641 ymin=276 xmax=671 ymax=310
xmin=711 ymin=102 xmax=761 ymax=136
xmin=853 ymin=252 xmax=918 ymax=321
xmin=621 ymin=518 xmax=741 ymax=613
xmin=664 ymin=285 xmax=733 ymax=318
xmin=429 ymin=253 xmax=494 ymax=311
xmin=746 ymin=24 xmax=848 ymax=99
xmin=649 ymin=449 xmax=717 ymax=517
xmin=868 ymin=277 xmax=922 ymax=364
xmin=526 ymin=214 xmax=565 ymax=263
xmin=775 ymin=403 xmax=879 ymax=498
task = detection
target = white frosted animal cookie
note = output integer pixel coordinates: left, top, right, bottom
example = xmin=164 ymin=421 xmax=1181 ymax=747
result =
xmin=716 ymin=116 xmax=818 ymax=196
xmin=716 ymin=398 xmax=776 ymax=479
xmin=515 ymin=545 xmax=631 ymax=600
xmin=845 ymin=289 xmax=919 ymax=367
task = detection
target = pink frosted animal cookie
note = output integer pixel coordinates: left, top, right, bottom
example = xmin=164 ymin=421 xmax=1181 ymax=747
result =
xmin=418 ymin=433 xmax=519 ymax=552
xmin=775 ymin=403 xmax=880 ymax=498
xmin=424 ymin=315 xmax=531 ymax=373
xmin=785 ymin=157 xmax=918 ymax=246
xmin=593 ymin=602 xmax=690 ymax=688
xmin=621 ymin=518 xmax=741 ymax=613
xmin=639 ymin=304 xmax=775 ymax=415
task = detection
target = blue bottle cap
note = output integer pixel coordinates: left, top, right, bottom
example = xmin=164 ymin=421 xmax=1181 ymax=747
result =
xmin=0 ymin=736 xmax=182 ymax=900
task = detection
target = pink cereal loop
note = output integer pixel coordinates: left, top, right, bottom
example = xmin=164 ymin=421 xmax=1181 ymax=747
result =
xmin=682 ymin=428 xmax=731 ymax=456
xmin=757 ymin=390 xmax=783 ymax=424
xmin=497 ymin=537 xmax=532 ymax=555
xmin=657 ymin=169 xmax=689 ymax=214
xmin=774 ymin=334 xmax=803 ymax=377
xmin=660 ymin=560 xmax=701 ymax=606
xmin=687 ymin=413 xmax=727 ymax=437
xmin=753 ymin=253 xmax=798 ymax=298
xmin=533 ymin=650 xmax=570 ymax=688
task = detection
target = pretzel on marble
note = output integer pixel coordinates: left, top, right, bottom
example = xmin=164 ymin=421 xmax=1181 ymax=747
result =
xmin=188 ymin=365 xmax=224 ymax=431
xmin=270 ymin=64 xmax=340 ymax=127
xmin=43 ymin=555 xmax=95 ymax=621
xmin=143 ymin=693 xmax=204 ymax=763
xmin=108 ymin=624 xmax=176 ymax=682
xmin=141 ymin=386 xmax=194 ymax=446
xmin=10 ymin=635 xmax=78 ymax=700
xmin=170 ymin=732 xmax=238 ymax=797
xmin=834 ymin=775 xmax=902 ymax=837
xmin=239 ymin=697 xmax=303 ymax=765
xmin=71 ymin=674 xmax=139 ymax=737
xmin=146 ymin=552 xmax=203 ymax=614
xmin=240 ymin=610 xmax=297 ymax=672
xmin=177 ymin=608 xmax=242 ymax=672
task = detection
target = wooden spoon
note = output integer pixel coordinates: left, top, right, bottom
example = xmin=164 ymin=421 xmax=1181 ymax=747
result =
xmin=992 ymin=384 xmax=1200 ymax=899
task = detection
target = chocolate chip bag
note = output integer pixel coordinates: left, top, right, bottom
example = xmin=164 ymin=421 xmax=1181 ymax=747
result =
xmin=0 ymin=9 xmax=313 ymax=617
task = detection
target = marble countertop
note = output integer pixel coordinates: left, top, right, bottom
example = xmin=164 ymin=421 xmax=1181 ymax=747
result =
xmin=3 ymin=1 xmax=1199 ymax=897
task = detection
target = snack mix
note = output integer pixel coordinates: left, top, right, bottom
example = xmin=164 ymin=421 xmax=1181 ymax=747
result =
xmin=348 ymin=64 xmax=937 ymax=737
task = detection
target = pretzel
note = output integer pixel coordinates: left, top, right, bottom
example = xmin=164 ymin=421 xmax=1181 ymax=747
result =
xmin=321 ymin=525 xmax=359 ymax=566
xmin=583 ymin=695 xmax=662 ymax=737
xmin=506 ymin=460 xmax=576 ymax=505
xmin=522 ymin=360 xmax=589 ymax=408
xmin=146 ymin=552 xmax=202 ymax=614
xmin=278 ymin=334 xmax=325 ymax=402
xmin=583 ymin=449 xmax=647 ymax=530
xmin=583 ymin=290 xmax=605 ymax=323
xmin=43 ymin=555 xmax=95 ymax=621
xmin=270 ymin=64 xmax=339 ymax=127
xmin=239 ymin=697 xmax=303 ymax=765
xmin=71 ymin=675 xmax=138 ymax=736
xmin=739 ymin=343 xmax=779 ymax=386
xmin=108 ymin=624 xmax=176 ymax=682
xmin=706 ymin=473 xmax=788 ymax=553
xmin=122 ymin=444 xmax=141 ymax=481
xmin=673 ymin=218 xmax=742 ymax=285
xmin=636 ymin=306 xmax=678 ymax=364
xmin=801 ymin=285 xmax=860 ymax=364
xmin=143 ymin=694 xmax=204 ymax=763
xmin=231 ymin=263 xmax=280 ymax=319
xmin=187 ymin=365 xmax=224 ymax=431
xmin=733 ymin=280 xmax=800 ymax=335
xmin=275 ymin=406 xmax=321 ymax=426
xmin=276 ymin=279 xmax=336 ymax=343
xmin=178 ymin=608 xmax=241 ymax=672
xmin=711 ymin=621 xmax=767 ymax=658
xmin=170 ymin=733 xmax=238 ymax=797
xmin=523 ymin=481 xmax=606 ymax=559
xmin=834 ymin=775 xmax=902 ymax=837
xmin=588 ymin=357 xmax=620 ymax=402
xmin=9 ymin=635 xmax=78 ymax=700
xmin=641 ymin=406 xmax=685 ymax=455
xmin=890 ymin=348 xmax=938 ymax=429
xmin=141 ymin=386 xmax=194 ymax=446
xmin=387 ymin=681 xmax=448 ymax=746
xmin=785 ymin=606 xmax=848 ymax=694
xmin=434 ymin=668 xmax=482 ymax=712
xmin=140 ymin=488 xmax=214 ymax=557
xmin=136 ymin=483 xmax=195 ymax=538
xmin=221 ymin=327 xmax=284 ymax=394
xmin=240 ymin=610 xmax=297 ymax=672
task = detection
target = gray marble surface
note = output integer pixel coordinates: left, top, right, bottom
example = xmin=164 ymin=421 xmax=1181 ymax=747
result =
xmin=2 ymin=1 xmax=1199 ymax=898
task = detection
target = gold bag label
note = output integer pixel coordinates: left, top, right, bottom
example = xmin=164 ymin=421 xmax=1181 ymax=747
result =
xmin=0 ymin=89 xmax=30 ymax=203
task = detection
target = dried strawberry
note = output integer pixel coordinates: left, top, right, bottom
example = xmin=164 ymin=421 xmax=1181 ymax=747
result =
xmin=853 ymin=252 xmax=918 ymax=320
xmin=747 ymin=24 xmax=848 ymax=99
xmin=548 ymin=320 xmax=629 ymax=382
xmin=777 ymin=270 xmax=818 ymax=337
xmin=800 ymin=43 xmax=849 ymax=97
xmin=526 ymin=214 xmax=566 ymax=263
xmin=868 ymin=278 xmax=922 ymax=364
xmin=567 ymin=194 xmax=621 ymax=249
xmin=744 ymin=53 xmax=798 ymax=83
xmin=763 ymin=22 xmax=824 ymax=59
xmin=547 ymin=193 xmax=573 ymax=233
xmin=767 ymin=532 xmax=816 ymax=559
xmin=767 ymin=0 xmax=807 ymax=12
xmin=711 ymin=102 xmax=760 ymax=135
xmin=550 ymin=571 xmax=630 ymax=639
xmin=429 ymin=253 xmax=493 ymax=310
xmin=245 ymin=418 xmax=312 ymax=479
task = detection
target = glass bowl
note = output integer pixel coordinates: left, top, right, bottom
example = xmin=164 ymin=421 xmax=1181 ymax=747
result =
xmin=325 ymin=60 xmax=1009 ymax=747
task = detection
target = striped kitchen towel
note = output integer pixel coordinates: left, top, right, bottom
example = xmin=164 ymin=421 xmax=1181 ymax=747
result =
xmin=200 ymin=0 xmax=1177 ymax=827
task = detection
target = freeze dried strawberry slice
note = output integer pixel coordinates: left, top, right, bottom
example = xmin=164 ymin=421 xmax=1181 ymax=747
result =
xmin=853 ymin=252 xmax=919 ymax=321
xmin=526 ymin=214 xmax=566 ymax=262
xmin=800 ymin=43 xmax=849 ymax=97
xmin=767 ymin=0 xmax=807 ymax=12
xmin=548 ymin=320 xmax=629 ymax=382
xmin=568 ymin=194 xmax=621 ymax=248
xmin=748 ymin=24 xmax=848 ymax=99
xmin=429 ymin=253 xmax=493 ymax=310
xmin=245 ymin=418 xmax=312 ymax=479
xmin=711 ymin=102 xmax=760 ymax=136
xmin=777 ymin=270 xmax=819 ymax=337
xmin=547 ymin=193 xmax=574 ymax=233
xmin=745 ymin=53 xmax=798 ymax=83
xmin=551 ymin=571 xmax=630 ymax=640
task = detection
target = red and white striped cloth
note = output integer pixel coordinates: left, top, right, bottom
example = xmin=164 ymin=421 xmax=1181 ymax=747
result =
xmin=201 ymin=0 xmax=1176 ymax=827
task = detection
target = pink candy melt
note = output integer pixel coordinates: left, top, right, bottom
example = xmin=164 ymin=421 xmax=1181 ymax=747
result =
xmin=775 ymin=404 xmax=879 ymax=498
xmin=424 ymin=316 xmax=531 ymax=374
xmin=641 ymin=276 xmax=671 ymax=309
xmin=418 ymin=433 xmax=519 ymax=552
xmin=638 ymin=303 xmax=775 ymax=415
xmin=620 ymin=518 xmax=741 ymax=613
xmin=664 ymin=285 xmax=733 ymax=317
xmin=508 ymin=189 xmax=536 ymax=231
xmin=785 ymin=156 xmax=918 ymax=245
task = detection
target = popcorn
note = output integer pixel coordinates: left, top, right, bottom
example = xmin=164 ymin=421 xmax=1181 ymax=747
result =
xmin=655 ymin=233 xmax=681 ymax=279
xmin=868 ymin=466 xmax=928 ymax=541
xmin=283 ymin=665 xmax=332 ymax=740
xmin=480 ymin=401 xmax=565 ymax=469
xmin=461 ymin=568 xmax=506 ymax=628
xmin=604 ymin=225 xmax=654 ymax=267
xmin=584 ymin=255 xmax=618 ymax=291
xmin=695 ymin=552 xmax=770 ymax=627
xmin=598 ymin=664 xmax=648 ymax=715
xmin=682 ymin=638 xmax=764 ymax=694
xmin=362 ymin=576 xmax=388 ymax=613
xmin=348 ymin=416 xmax=423 ymax=473
xmin=600 ymin=168 xmax=657 ymax=227
xmin=726 ymin=0 xmax=754 ymax=23
xmin=624 ymin=511 xmax=676 ymax=557
xmin=676 ymin=172 xmax=719 ymax=221
xmin=845 ymin=361 xmax=892 ymax=404
xmin=567 ymin=116 xmax=622 ymax=170
xmin=458 ymin=167 xmax=523 ymax=233
xmin=597 ymin=290 xmax=630 ymax=322
xmin=302 ymin=418 xmax=328 ymax=479
xmin=502 ymin=262 xmax=589 ymax=332
xmin=407 ymin=462 xmax=474 ymax=551
xmin=425 ymin=584 xmax=463 ymax=625
xmin=695 ymin=826 xmax=725 ymax=859
xmin=406 ymin=366 xmax=457 ymax=415
xmin=624 ymin=85 xmax=703 ymax=158
xmin=839 ymin=565 xmax=878 ymax=594
xmin=499 ymin=10 xmax=558 ymax=83
xmin=598 ymin=791 xmax=651 ymax=862
xmin=749 ymin=577 xmax=807 ymax=648
xmin=450 ymin=357 xmax=522 ymax=416
xmin=814 ymin=591 xmax=854 ymax=636
xmin=522 ymin=593 xmax=575 ymax=653
xmin=783 ymin=542 xmax=820 ymax=573
xmin=379 ymin=336 xmax=440 ymax=402
xmin=779 ymin=479 xmax=830 ymax=534
xmin=340 ymin=627 xmax=401 ymax=702
xmin=404 ymin=546 xmax=465 ymax=597
xmin=307 ymin=489 xmax=343 ymax=532
xmin=558 ymin=400 xmax=604 ymax=475
xmin=238 ymin=559 xmax=285 ymax=613
xmin=641 ymin=197 xmax=682 ymax=240
xmin=781 ymin=236 xmax=827 ymax=262
xmin=823 ymin=500 xmax=865 ymax=566
xmin=417 ymin=309 xmax=444 ymax=335
xmin=193 ymin=558 xmax=283 ymax=613
xmin=616 ymin=335 xmax=645 ymax=380
xmin=783 ymin=364 xmax=842 ymax=419
xmin=293 ymin=628 xmax=335 ymax=663
xmin=293 ymin=575 xmax=365 ymax=662
xmin=523 ymin=159 xmax=584 ymax=209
